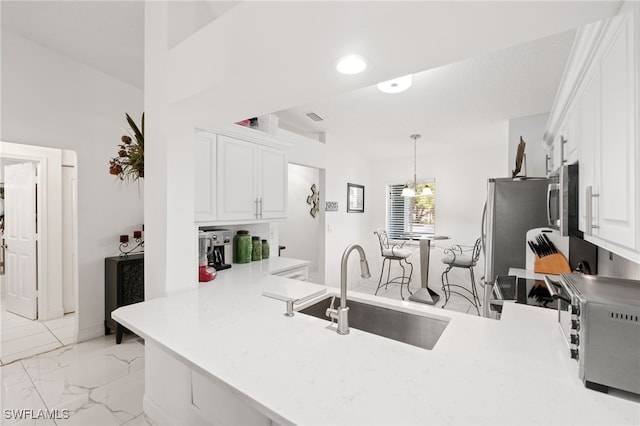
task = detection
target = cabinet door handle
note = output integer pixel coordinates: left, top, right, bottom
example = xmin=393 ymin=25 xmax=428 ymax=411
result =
xmin=561 ymin=136 xmax=568 ymax=164
xmin=545 ymin=155 xmax=550 ymax=175
xmin=586 ymin=186 xmax=599 ymax=236
xmin=254 ymin=198 xmax=259 ymax=219
xmin=259 ymin=198 xmax=263 ymax=218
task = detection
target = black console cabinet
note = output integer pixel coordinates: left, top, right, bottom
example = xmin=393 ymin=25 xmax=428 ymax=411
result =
xmin=105 ymin=254 xmax=144 ymax=343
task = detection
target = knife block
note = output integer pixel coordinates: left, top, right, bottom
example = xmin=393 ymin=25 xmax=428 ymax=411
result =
xmin=533 ymin=253 xmax=571 ymax=274
xmin=526 ymin=228 xmax=569 ymax=271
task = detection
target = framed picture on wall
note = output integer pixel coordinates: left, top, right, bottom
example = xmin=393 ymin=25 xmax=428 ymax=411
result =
xmin=347 ymin=183 xmax=364 ymax=213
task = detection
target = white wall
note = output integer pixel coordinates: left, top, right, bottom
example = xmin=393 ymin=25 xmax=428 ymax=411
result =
xmin=1 ymin=31 xmax=144 ymax=340
xmin=284 ymin=129 xmax=375 ymax=288
xmin=508 ymin=113 xmax=550 ymax=178
xmin=369 ymin=138 xmax=507 ymax=290
xmin=278 ymin=164 xmax=322 ymax=280
xmin=321 ymin=136 xmax=376 ymax=288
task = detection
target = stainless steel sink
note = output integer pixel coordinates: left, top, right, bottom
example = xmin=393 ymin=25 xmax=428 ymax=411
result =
xmin=298 ymin=296 xmax=449 ymax=350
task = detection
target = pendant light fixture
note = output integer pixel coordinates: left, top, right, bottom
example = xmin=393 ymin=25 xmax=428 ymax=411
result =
xmin=401 ymin=134 xmax=432 ymax=198
xmin=402 ymin=134 xmax=421 ymax=197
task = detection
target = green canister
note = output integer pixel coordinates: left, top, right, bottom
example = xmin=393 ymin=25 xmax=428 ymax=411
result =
xmin=251 ymin=236 xmax=262 ymax=261
xmin=251 ymin=237 xmax=262 ymax=261
xmin=261 ymin=239 xmax=270 ymax=259
xmin=233 ymin=230 xmax=252 ymax=263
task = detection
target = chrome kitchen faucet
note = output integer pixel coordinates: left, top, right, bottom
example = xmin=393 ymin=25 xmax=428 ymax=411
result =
xmin=326 ymin=244 xmax=371 ymax=335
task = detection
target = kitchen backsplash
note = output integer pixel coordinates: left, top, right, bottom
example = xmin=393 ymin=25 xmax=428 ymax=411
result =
xmin=597 ymin=248 xmax=640 ymax=280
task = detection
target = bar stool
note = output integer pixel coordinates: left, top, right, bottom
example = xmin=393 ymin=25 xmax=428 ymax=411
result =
xmin=373 ymin=230 xmax=414 ymax=300
xmin=441 ymin=238 xmax=482 ymax=315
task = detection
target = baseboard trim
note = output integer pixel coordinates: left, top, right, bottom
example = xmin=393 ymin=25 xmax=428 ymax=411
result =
xmin=77 ymin=324 xmax=103 ymax=343
xmin=143 ymin=395 xmax=181 ymax=425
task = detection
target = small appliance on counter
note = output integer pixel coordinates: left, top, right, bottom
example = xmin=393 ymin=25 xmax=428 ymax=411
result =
xmin=200 ymin=227 xmax=232 ymax=271
xmin=198 ymin=231 xmax=217 ymax=282
xmin=544 ymin=273 xmax=640 ymax=395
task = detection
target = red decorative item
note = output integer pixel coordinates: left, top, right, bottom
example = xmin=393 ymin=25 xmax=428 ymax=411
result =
xmin=120 ymin=235 xmax=129 ymax=243
xmin=133 ymin=230 xmax=142 ymax=239
xmin=199 ymin=265 xmax=217 ymax=282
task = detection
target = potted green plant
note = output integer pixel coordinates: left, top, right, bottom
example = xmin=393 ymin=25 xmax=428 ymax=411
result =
xmin=109 ymin=113 xmax=144 ymax=182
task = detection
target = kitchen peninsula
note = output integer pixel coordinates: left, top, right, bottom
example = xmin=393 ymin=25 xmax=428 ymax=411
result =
xmin=113 ymin=258 xmax=639 ymax=425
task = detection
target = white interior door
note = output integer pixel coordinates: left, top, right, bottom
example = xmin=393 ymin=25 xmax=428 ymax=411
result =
xmin=4 ymin=162 xmax=38 ymax=319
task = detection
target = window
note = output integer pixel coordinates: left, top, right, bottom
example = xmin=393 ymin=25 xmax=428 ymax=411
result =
xmin=386 ymin=181 xmax=435 ymax=240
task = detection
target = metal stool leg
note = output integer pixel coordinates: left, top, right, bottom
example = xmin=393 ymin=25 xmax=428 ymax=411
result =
xmin=405 ymin=259 xmax=414 ymax=295
xmin=375 ymin=258 xmax=388 ymax=296
xmin=469 ymin=267 xmax=480 ymax=315
xmin=385 ymin=259 xmax=392 ymax=290
xmin=441 ymin=265 xmax=452 ymax=308
xmin=399 ymin=261 xmax=406 ymax=300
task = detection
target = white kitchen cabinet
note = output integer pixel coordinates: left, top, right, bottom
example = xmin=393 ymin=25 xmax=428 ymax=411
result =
xmin=565 ymin=101 xmax=581 ymax=164
xmin=595 ymin=7 xmax=637 ymax=252
xmin=578 ymin=68 xmax=600 ymax=235
xmin=551 ymin=133 xmax=563 ymax=172
xmin=195 ymin=129 xmax=289 ymax=225
xmin=194 ymin=133 xmax=217 ymax=222
xmin=258 ymin=147 xmax=288 ymax=219
xmin=547 ymin=0 xmax=639 ymax=261
xmin=216 ymin=135 xmax=260 ymax=221
xmin=216 ymin=134 xmax=288 ymax=222
xmin=145 ymin=340 xmax=272 ymax=426
xmin=549 ymin=102 xmax=579 ymax=172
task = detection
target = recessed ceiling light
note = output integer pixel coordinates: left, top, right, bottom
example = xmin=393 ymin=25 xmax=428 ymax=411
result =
xmin=336 ymin=55 xmax=368 ymax=75
xmin=377 ymin=74 xmax=413 ymax=93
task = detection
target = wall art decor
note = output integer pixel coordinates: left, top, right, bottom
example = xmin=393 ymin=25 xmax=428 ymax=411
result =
xmin=347 ymin=183 xmax=364 ymax=213
xmin=325 ymin=201 xmax=338 ymax=212
xmin=306 ymin=183 xmax=320 ymax=218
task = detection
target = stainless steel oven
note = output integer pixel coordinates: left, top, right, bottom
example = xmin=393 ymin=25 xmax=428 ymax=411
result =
xmin=545 ymin=273 xmax=640 ymax=394
xmin=547 ymin=163 xmax=578 ymax=236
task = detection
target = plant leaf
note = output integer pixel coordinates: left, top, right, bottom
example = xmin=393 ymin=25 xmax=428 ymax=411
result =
xmin=126 ymin=113 xmax=144 ymax=146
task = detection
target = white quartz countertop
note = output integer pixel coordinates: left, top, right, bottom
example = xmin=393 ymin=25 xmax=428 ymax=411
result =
xmin=114 ymin=257 xmax=639 ymax=425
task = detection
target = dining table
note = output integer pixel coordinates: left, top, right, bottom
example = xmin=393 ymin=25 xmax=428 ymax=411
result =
xmin=404 ymin=234 xmax=449 ymax=305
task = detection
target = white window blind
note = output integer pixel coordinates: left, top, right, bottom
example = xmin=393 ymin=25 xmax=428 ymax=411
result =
xmin=386 ymin=181 xmax=435 ymax=240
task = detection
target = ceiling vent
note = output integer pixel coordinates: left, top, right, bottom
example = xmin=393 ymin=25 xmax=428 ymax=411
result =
xmin=305 ymin=112 xmax=324 ymax=122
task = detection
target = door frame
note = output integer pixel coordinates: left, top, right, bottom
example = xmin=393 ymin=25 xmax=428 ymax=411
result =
xmin=0 ymin=141 xmax=63 ymax=320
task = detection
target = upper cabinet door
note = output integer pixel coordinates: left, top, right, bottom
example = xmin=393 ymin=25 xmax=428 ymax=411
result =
xmin=597 ymin=11 xmax=637 ymax=251
xmin=194 ymin=134 xmax=217 ymax=222
xmin=258 ymin=147 xmax=287 ymax=219
xmin=565 ymin=101 xmax=581 ymax=164
xmin=217 ymin=135 xmax=259 ymax=221
xmin=578 ymin=68 xmax=600 ymax=235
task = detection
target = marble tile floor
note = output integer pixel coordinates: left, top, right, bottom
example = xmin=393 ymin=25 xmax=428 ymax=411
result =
xmin=0 ymin=334 xmax=148 ymax=426
xmin=353 ymin=277 xmax=483 ymax=315
xmin=1 ymin=311 xmax=78 ymax=365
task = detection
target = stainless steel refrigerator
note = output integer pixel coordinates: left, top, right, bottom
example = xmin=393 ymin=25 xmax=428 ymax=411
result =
xmin=481 ymin=178 xmax=549 ymax=317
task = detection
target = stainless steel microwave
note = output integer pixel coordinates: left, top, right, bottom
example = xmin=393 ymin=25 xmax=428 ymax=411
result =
xmin=547 ymin=163 xmax=579 ymax=236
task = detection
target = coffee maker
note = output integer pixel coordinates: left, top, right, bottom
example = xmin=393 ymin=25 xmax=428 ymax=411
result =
xmin=201 ymin=228 xmax=232 ymax=270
